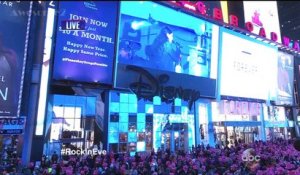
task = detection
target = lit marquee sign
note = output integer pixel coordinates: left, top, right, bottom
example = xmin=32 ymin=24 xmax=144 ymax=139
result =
xmin=167 ymin=1 xmax=300 ymax=52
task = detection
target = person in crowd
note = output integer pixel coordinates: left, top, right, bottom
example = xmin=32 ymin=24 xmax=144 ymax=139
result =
xmin=51 ymin=151 xmax=59 ymax=164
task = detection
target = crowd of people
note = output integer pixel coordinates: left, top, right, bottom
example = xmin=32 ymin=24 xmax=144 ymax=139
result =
xmin=1 ymin=139 xmax=300 ymax=175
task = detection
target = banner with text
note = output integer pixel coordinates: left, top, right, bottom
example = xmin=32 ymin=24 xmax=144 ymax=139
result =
xmin=0 ymin=117 xmax=26 ymax=135
xmin=219 ymin=27 xmax=278 ymax=100
xmin=0 ymin=2 xmax=31 ymax=116
xmin=53 ymin=1 xmax=119 ymax=85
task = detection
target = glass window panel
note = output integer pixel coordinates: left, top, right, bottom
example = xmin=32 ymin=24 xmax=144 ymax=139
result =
xmin=109 ymin=122 xmax=119 ymax=132
xmin=120 ymin=93 xmax=129 ymax=103
xmin=128 ymin=94 xmax=137 ymax=104
xmin=120 ymin=103 xmax=129 ymax=113
xmin=119 ymin=133 xmax=128 ymax=142
xmin=137 ymin=142 xmax=145 ymax=152
xmin=75 ymin=107 xmax=81 ymax=119
xmin=119 ymin=123 xmax=128 ymax=132
xmin=86 ymin=97 xmax=96 ymax=116
xmin=110 ymin=102 xmax=120 ymax=112
xmin=137 ymin=122 xmax=145 ymax=132
xmin=110 ymin=114 xmax=119 ymax=122
xmin=146 ymin=115 xmax=153 ymax=122
xmin=146 ymin=123 xmax=153 ymax=132
xmin=128 ymin=103 xmax=137 ymax=113
xmin=109 ymin=132 xmax=119 ymax=143
xmin=53 ymin=106 xmax=64 ymax=117
xmin=73 ymin=118 xmax=81 ymax=130
xmin=137 ymin=113 xmax=145 ymax=123
xmin=119 ymin=113 xmax=128 ymax=123
xmin=128 ymin=132 xmax=137 ymax=142
xmin=129 ymin=123 xmax=137 ymax=132
xmin=138 ymin=132 xmax=145 ymax=141
xmin=63 ymin=107 xmax=75 ymax=118
xmin=129 ymin=114 xmax=137 ymax=122
xmin=50 ymin=123 xmax=62 ymax=141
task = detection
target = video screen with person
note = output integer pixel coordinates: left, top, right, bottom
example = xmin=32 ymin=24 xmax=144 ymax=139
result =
xmin=117 ymin=1 xmax=219 ymax=78
xmin=276 ymin=51 xmax=294 ymax=105
xmin=0 ymin=2 xmax=30 ymax=116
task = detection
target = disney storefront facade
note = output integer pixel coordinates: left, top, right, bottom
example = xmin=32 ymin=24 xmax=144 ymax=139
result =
xmin=104 ymin=1 xmax=220 ymax=154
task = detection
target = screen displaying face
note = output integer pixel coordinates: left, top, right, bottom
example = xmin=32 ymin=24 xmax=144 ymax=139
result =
xmin=0 ymin=2 xmax=30 ymax=116
xmin=276 ymin=51 xmax=294 ymax=105
xmin=117 ymin=1 xmax=219 ymax=79
xmin=219 ymin=28 xmax=278 ymax=100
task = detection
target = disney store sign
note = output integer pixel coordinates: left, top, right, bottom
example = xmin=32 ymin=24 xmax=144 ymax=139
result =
xmin=126 ymin=65 xmax=200 ymax=109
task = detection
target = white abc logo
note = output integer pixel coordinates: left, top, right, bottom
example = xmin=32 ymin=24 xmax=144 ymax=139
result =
xmin=242 ymin=155 xmax=260 ymax=162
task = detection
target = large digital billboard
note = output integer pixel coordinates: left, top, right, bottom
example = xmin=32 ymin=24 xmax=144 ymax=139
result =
xmin=276 ymin=51 xmax=294 ymax=105
xmin=219 ymin=28 xmax=278 ymax=100
xmin=294 ymin=56 xmax=300 ymax=106
xmin=117 ymin=1 xmax=219 ymax=79
xmin=0 ymin=2 xmax=31 ymax=116
xmin=53 ymin=1 xmax=118 ymax=85
xmin=243 ymin=1 xmax=281 ymax=43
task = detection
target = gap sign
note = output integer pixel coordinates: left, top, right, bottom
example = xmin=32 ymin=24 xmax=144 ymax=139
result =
xmin=61 ymin=20 xmax=86 ymax=30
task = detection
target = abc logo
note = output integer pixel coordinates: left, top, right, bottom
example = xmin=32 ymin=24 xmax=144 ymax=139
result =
xmin=242 ymin=148 xmax=260 ymax=162
xmin=242 ymin=155 xmax=260 ymax=162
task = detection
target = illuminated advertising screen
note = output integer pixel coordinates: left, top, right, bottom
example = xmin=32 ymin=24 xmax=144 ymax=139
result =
xmin=276 ymin=51 xmax=294 ymax=105
xmin=219 ymin=28 xmax=278 ymax=100
xmin=0 ymin=2 xmax=31 ymax=116
xmin=53 ymin=1 xmax=118 ymax=84
xmin=243 ymin=1 xmax=281 ymax=43
xmin=264 ymin=106 xmax=286 ymax=122
xmin=183 ymin=1 xmax=229 ymax=23
xmin=117 ymin=1 xmax=219 ymax=78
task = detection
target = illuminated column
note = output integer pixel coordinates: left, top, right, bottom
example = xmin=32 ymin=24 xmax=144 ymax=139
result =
xmin=22 ymin=85 xmax=39 ymax=165
xmin=207 ymin=103 xmax=215 ymax=146
xmin=24 ymin=1 xmax=57 ymax=164
xmin=260 ymin=104 xmax=266 ymax=141
xmin=195 ymin=102 xmax=200 ymax=146
xmin=21 ymin=1 xmax=42 ymax=165
xmin=170 ymin=130 xmax=175 ymax=152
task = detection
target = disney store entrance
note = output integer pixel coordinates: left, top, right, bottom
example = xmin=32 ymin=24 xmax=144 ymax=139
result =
xmin=161 ymin=123 xmax=189 ymax=152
